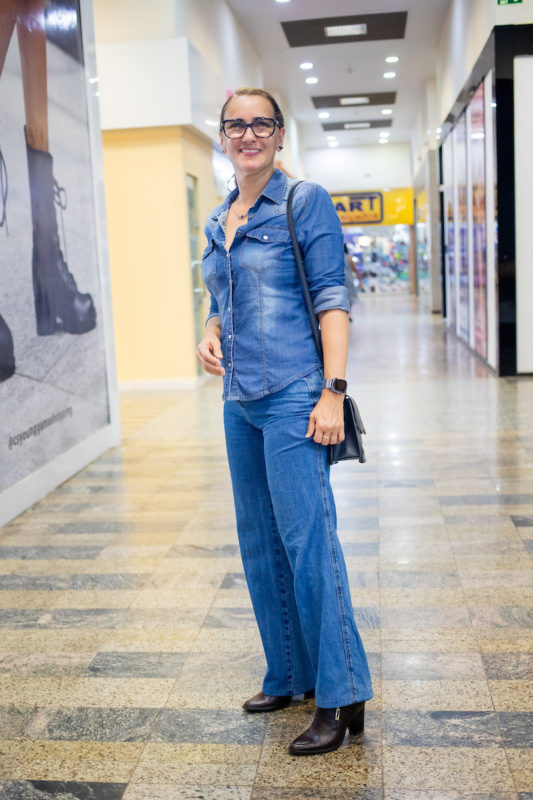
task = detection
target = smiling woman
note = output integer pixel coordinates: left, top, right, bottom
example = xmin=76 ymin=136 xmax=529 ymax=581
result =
xmin=195 ymin=87 xmax=373 ymax=757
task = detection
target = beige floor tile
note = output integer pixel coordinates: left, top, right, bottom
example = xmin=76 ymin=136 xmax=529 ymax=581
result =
xmin=381 ymin=680 xmax=493 ymax=710
xmin=139 ymin=743 xmax=261 ymax=765
xmin=382 ymin=746 xmax=515 ymax=792
xmin=380 ymin=589 xmax=465 ymax=608
xmin=489 ymin=680 xmax=533 ymax=710
xmin=0 ymin=740 xmax=142 ymax=782
xmin=130 ymin=762 xmax=257 ymax=785
xmin=0 ymin=677 xmax=175 ymax=707
xmin=48 ymin=590 xmax=139 ymax=609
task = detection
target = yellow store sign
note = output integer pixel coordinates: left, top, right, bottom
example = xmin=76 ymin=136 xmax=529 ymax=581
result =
xmin=331 ymin=188 xmax=414 ymax=226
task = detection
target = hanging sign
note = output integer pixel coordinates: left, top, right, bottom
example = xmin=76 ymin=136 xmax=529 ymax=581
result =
xmin=331 ymin=192 xmax=384 ymax=224
xmin=331 ymin=188 xmax=414 ymax=226
xmin=497 ymin=0 xmax=523 ymax=5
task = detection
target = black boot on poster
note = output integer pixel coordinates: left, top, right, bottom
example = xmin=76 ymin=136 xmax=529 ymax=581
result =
xmin=25 ymin=129 xmax=96 ymax=336
xmin=0 ymin=314 xmax=15 ymax=383
xmin=288 ymin=701 xmax=365 ymax=756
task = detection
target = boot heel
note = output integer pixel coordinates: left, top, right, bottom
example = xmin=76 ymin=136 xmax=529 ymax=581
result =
xmin=347 ymin=705 xmax=365 ymax=736
xmin=34 ymin=282 xmax=57 ymax=335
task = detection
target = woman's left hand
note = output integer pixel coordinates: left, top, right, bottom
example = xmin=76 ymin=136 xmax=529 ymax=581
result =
xmin=306 ymin=390 xmax=345 ymax=446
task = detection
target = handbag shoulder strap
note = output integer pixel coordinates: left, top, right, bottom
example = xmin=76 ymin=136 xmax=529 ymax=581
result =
xmin=286 ymin=181 xmax=324 ymax=363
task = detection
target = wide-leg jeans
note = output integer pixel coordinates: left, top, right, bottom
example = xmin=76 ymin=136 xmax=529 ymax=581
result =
xmin=223 ymin=369 xmax=373 ymax=708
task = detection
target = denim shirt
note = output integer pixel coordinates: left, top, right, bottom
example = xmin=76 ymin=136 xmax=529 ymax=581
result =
xmin=201 ymin=169 xmax=349 ymax=401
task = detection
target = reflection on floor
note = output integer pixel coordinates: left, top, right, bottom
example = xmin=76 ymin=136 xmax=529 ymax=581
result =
xmin=0 ymin=296 xmax=532 ymax=800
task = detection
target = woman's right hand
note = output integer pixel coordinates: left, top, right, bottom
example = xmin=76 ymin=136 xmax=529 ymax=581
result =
xmin=196 ymin=330 xmax=225 ymax=376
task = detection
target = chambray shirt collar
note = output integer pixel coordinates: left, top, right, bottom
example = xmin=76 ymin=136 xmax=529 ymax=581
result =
xmin=221 ymin=169 xmax=288 ymax=212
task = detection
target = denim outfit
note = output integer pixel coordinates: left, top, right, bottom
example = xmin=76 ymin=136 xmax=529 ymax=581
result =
xmin=202 ymin=169 xmax=373 ymax=707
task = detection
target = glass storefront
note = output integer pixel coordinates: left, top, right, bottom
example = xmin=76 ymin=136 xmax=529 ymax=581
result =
xmin=343 ymin=225 xmax=411 ymax=294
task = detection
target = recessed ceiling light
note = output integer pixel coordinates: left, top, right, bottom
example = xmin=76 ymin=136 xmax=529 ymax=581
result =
xmin=385 ymin=56 xmax=399 ymax=63
xmin=328 ymin=141 xmax=339 ymax=147
xmin=383 ymin=72 xmax=396 ymax=79
xmin=300 ymin=62 xmax=313 ymax=70
xmin=381 ymin=109 xmax=393 ymax=115
xmin=379 ymin=131 xmax=390 ymax=137
xmin=326 ymin=135 xmax=337 ymax=141
xmin=339 ymin=96 xmax=369 ymax=105
xmin=325 ymin=23 xmax=367 ymax=37
xmin=344 ymin=122 xmax=371 ymax=129
xmin=275 ymin=0 xmax=291 ymax=3
xmin=305 ymin=76 xmax=318 ymax=84
xmin=318 ymin=112 xmax=330 ymax=119
xmin=378 ymin=139 xmax=389 ymax=144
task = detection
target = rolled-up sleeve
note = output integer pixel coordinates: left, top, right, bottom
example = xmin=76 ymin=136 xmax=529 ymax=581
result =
xmin=205 ymin=292 xmax=219 ymax=325
xmin=295 ymin=183 xmax=350 ymax=315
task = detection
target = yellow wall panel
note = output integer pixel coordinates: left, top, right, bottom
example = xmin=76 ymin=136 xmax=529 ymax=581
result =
xmin=102 ymin=126 xmax=215 ymax=384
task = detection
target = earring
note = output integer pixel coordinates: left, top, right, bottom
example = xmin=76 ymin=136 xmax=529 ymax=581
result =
xmin=278 ymin=146 xmax=284 ymax=151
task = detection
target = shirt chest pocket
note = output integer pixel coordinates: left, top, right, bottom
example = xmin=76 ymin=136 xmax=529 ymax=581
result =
xmin=240 ymin=226 xmax=291 ymax=271
xmin=201 ymin=241 xmax=216 ymax=284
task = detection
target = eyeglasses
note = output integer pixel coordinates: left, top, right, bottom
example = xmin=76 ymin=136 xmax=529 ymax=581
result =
xmin=220 ymin=117 xmax=281 ymax=139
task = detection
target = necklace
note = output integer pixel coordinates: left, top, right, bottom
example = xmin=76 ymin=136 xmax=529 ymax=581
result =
xmin=232 ymin=205 xmax=248 ymax=221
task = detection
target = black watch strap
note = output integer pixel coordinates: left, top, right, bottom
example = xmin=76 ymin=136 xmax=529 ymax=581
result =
xmin=323 ymin=378 xmax=347 ymax=394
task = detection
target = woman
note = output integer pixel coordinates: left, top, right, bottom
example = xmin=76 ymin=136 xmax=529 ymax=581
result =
xmin=196 ymin=88 xmax=373 ymax=756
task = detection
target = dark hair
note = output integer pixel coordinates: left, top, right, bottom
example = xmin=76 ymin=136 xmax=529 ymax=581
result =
xmin=219 ymin=88 xmax=285 ymax=129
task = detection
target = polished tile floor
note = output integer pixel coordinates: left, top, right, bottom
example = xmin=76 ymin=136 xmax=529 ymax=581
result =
xmin=0 ymin=296 xmax=532 ymax=800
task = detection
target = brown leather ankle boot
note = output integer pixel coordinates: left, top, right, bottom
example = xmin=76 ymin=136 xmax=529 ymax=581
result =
xmin=289 ymin=701 xmax=365 ymax=755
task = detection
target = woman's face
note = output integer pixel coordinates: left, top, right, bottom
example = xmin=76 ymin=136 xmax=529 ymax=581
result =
xmin=220 ymin=94 xmax=285 ymax=179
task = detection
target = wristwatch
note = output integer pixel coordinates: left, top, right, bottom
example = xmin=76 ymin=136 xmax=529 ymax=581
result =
xmin=323 ymin=378 xmax=347 ymax=394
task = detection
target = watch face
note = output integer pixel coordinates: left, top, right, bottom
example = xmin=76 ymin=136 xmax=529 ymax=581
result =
xmin=334 ymin=379 xmax=347 ymax=393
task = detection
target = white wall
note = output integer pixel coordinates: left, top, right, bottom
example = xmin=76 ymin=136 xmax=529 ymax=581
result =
xmin=436 ymin=0 xmax=533 ymax=124
xmin=93 ymin=0 xmax=262 ymax=135
xmin=412 ymin=78 xmax=440 ymax=175
xmin=93 ymin=0 xmax=262 ymax=90
xmin=303 ymin=143 xmax=412 ymax=193
xmin=514 ymin=56 xmax=533 ymax=374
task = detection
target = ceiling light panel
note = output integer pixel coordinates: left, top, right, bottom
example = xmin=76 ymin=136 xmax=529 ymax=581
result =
xmin=340 ymin=97 xmax=369 ymax=106
xmin=325 ymin=23 xmax=367 ymax=37
xmin=322 ymin=120 xmax=392 ymax=132
xmin=312 ymin=93 xmax=396 ymax=109
xmin=281 ymin=12 xmax=407 ymax=48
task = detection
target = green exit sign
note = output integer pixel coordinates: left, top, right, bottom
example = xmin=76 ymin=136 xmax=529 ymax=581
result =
xmin=498 ymin=0 xmax=523 ymax=4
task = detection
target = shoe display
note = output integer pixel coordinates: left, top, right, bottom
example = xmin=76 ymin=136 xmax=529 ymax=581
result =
xmin=288 ymin=701 xmax=365 ymax=756
xmin=0 ymin=314 xmax=15 ymax=382
xmin=25 ymin=130 xmax=96 ymax=336
xmin=243 ymin=688 xmax=315 ymax=713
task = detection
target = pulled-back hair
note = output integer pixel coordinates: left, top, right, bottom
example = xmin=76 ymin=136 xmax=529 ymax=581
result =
xmin=219 ymin=88 xmax=285 ymax=129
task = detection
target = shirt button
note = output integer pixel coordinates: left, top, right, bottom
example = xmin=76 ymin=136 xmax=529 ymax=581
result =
xmin=228 ymin=334 xmax=232 ymax=339
xmin=262 ymin=235 xmax=269 ymax=240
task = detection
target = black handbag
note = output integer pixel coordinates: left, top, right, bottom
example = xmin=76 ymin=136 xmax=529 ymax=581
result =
xmin=286 ymin=181 xmax=366 ymax=465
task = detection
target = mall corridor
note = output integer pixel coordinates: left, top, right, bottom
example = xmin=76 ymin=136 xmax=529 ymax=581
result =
xmin=0 ymin=295 xmax=532 ymax=799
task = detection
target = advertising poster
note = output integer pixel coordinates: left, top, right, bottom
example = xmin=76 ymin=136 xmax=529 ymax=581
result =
xmin=470 ymin=82 xmax=488 ymax=359
xmin=0 ymin=1 xmax=113 ymax=501
xmin=442 ymin=135 xmax=456 ymax=329
xmin=454 ymin=113 xmax=469 ymax=344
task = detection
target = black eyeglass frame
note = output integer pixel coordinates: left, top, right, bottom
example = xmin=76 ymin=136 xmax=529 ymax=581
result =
xmin=220 ymin=117 xmax=282 ymax=139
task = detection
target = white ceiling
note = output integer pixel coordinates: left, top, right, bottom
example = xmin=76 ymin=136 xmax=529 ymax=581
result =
xmin=225 ymin=0 xmax=451 ymax=149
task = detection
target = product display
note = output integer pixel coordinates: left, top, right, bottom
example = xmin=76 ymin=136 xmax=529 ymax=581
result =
xmin=0 ymin=313 xmax=15 ymax=383
xmin=25 ymin=131 xmax=97 ymax=336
